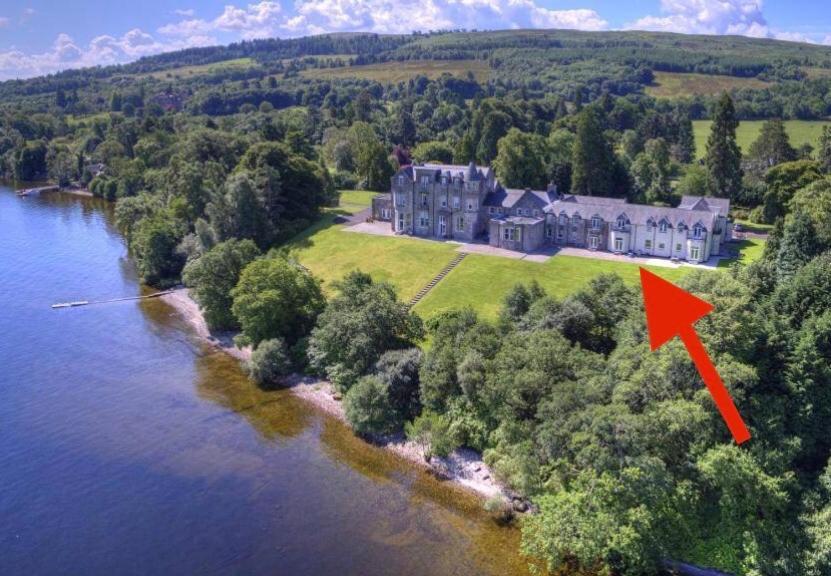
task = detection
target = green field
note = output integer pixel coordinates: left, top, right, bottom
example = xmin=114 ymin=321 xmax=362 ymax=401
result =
xmin=301 ymin=59 xmax=491 ymax=83
xmin=414 ymin=254 xmax=689 ymax=320
xmin=717 ymin=238 xmax=766 ymax=269
xmin=692 ymin=119 xmax=831 ymax=159
xmin=646 ymin=71 xmax=771 ymax=99
xmin=334 ymin=190 xmax=378 ymax=215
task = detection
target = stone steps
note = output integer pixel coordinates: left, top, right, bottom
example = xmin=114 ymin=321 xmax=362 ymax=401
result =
xmin=408 ymin=252 xmax=468 ymax=307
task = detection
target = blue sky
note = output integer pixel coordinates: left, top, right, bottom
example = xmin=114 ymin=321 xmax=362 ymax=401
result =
xmin=2 ymin=0 xmax=831 ymax=79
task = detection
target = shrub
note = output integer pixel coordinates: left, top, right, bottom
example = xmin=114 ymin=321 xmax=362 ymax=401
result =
xmin=248 ymin=338 xmax=291 ymax=388
xmin=374 ymin=348 xmax=422 ymax=421
xmin=343 ymin=375 xmax=400 ymax=436
xmin=484 ymin=496 xmax=515 ymax=525
xmin=405 ymin=411 xmax=458 ymax=459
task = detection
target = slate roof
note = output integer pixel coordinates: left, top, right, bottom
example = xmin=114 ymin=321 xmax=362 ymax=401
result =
xmin=547 ymin=197 xmax=717 ymax=230
xmin=399 ymin=162 xmax=492 ymax=183
xmin=483 ymin=186 xmax=557 ymax=208
xmin=678 ymin=195 xmax=730 ymax=216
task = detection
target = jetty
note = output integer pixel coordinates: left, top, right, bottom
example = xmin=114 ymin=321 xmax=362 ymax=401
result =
xmin=52 ymin=290 xmax=174 ymax=309
xmin=17 ymin=185 xmax=60 ymax=197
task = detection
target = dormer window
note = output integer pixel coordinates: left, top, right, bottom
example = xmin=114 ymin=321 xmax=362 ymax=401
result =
xmin=616 ymin=216 xmax=627 ymax=229
xmin=420 ymin=176 xmax=431 ymax=186
xmin=559 ymin=213 xmax=567 ymax=225
xmin=441 ymin=176 xmax=448 ymax=184
xmin=659 ymin=220 xmax=668 ymax=233
xmin=693 ymin=224 xmax=705 ymax=238
xmin=516 ymin=208 xmax=524 ymax=216
xmin=571 ymin=215 xmax=581 ymax=225
xmin=591 ymin=216 xmax=602 ymax=230
xmin=398 ymin=175 xmax=405 ymax=185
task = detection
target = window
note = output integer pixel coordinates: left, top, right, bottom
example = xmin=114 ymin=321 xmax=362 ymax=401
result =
xmin=659 ymin=220 xmax=668 ymax=233
xmin=398 ymin=212 xmax=405 ymax=230
xmin=420 ymin=193 xmax=428 ymax=207
xmin=419 ymin=211 xmax=429 ymax=227
xmin=614 ymin=237 xmax=624 ymax=252
xmin=546 ymin=225 xmax=553 ymax=238
xmin=533 ymin=209 xmax=540 ymax=217
xmin=675 ymin=243 xmax=682 ymax=251
xmin=503 ymin=227 xmax=514 ymax=241
xmin=515 ymin=227 xmax=522 ymax=242
xmin=559 ymin=214 xmax=568 ymax=225
xmin=441 ymin=176 xmax=448 ymax=184
xmin=420 ymin=175 xmax=431 ymax=186
xmin=590 ymin=236 xmax=599 ymax=249
xmin=441 ymin=196 xmax=447 ymax=207
xmin=591 ymin=216 xmax=602 ymax=230
xmin=572 ymin=215 xmax=581 ymax=225
xmin=690 ymin=246 xmax=701 ymax=261
xmin=616 ymin=216 xmax=627 ymax=229
xmin=693 ymin=224 xmax=704 ymax=238
xmin=397 ymin=175 xmax=405 ymax=185
xmin=646 ymin=219 xmax=654 ymax=230
xmin=516 ymin=208 xmax=523 ymax=216
xmin=457 ymin=216 xmax=464 ymax=229
xmin=645 ymin=239 xmax=652 ymax=249
xmin=658 ymin=243 xmax=665 ymax=250
xmin=467 ymin=201 xmax=475 ymax=210
xmin=558 ymin=228 xmax=565 ymax=238
xmin=453 ymin=197 xmax=460 ymax=209
xmin=488 ymin=206 xmax=495 ymax=214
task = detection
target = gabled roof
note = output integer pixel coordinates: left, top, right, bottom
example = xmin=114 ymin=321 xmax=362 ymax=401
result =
xmin=557 ymin=194 xmax=627 ymax=206
xmin=678 ymin=195 xmax=730 ymax=216
xmin=547 ymin=198 xmax=717 ymax=230
xmin=483 ymin=186 xmax=557 ymax=209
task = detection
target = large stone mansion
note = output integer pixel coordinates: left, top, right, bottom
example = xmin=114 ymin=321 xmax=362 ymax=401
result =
xmin=371 ymin=162 xmax=732 ymax=263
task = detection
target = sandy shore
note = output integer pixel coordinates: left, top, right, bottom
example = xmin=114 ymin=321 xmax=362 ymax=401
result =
xmin=160 ymin=287 xmax=513 ymax=501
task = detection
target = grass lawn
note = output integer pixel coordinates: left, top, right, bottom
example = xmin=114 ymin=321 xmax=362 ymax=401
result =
xmin=285 ymin=217 xmax=457 ymax=301
xmin=733 ymin=219 xmax=774 ymax=233
xmin=334 ymin=190 xmax=378 ymax=215
xmin=301 ymin=59 xmax=490 ymax=83
xmin=693 ymin=120 xmax=831 ymax=160
xmin=717 ymin=238 xmax=766 ymax=268
xmin=131 ymin=57 xmax=256 ymax=80
xmin=646 ymin=72 xmax=771 ymax=99
xmin=414 ymin=254 xmax=690 ymax=321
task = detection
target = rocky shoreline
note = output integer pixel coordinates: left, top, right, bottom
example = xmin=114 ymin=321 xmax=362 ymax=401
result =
xmin=160 ymin=288 xmax=524 ymax=505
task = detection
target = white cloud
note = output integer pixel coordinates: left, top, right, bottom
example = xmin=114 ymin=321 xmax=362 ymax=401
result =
xmin=280 ymin=0 xmax=607 ymax=36
xmin=626 ymin=0 xmax=770 ymax=36
xmin=174 ymin=8 xmax=195 ymax=17
xmin=0 ymin=29 xmax=213 ymax=80
xmin=160 ymin=1 xmax=284 ymax=40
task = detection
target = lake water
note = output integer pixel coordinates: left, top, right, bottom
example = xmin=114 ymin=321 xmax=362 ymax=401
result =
xmin=0 ymin=187 xmax=532 ymax=575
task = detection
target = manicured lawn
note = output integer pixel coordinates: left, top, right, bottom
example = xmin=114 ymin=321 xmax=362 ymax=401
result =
xmin=285 ymin=217 xmax=457 ymax=300
xmin=334 ymin=190 xmax=378 ymax=215
xmin=733 ymin=219 xmax=774 ymax=233
xmin=693 ymin=120 xmax=831 ymax=160
xmin=646 ymin=72 xmax=770 ymax=99
xmin=414 ymin=254 xmax=690 ymax=321
xmin=717 ymin=238 xmax=766 ymax=268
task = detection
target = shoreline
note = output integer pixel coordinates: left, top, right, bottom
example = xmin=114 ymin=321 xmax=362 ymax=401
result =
xmin=159 ymin=287 xmax=515 ymax=502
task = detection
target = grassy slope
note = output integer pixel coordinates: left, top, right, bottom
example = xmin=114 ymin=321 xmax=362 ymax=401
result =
xmin=129 ymin=57 xmax=257 ymax=80
xmin=414 ymin=254 xmax=690 ymax=320
xmin=646 ymin=71 xmax=771 ymax=98
xmin=301 ymin=60 xmax=491 ymax=83
xmin=692 ymin=119 xmax=831 ymax=159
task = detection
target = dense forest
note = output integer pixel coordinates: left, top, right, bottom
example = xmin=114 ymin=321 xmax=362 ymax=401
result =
xmin=5 ymin=28 xmax=831 ymax=576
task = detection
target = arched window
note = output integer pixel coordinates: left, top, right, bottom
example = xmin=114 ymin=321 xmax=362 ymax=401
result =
xmin=659 ymin=220 xmax=668 ymax=233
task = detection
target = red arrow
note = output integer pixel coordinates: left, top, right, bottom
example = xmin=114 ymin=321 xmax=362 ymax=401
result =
xmin=639 ymin=268 xmax=751 ymax=444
